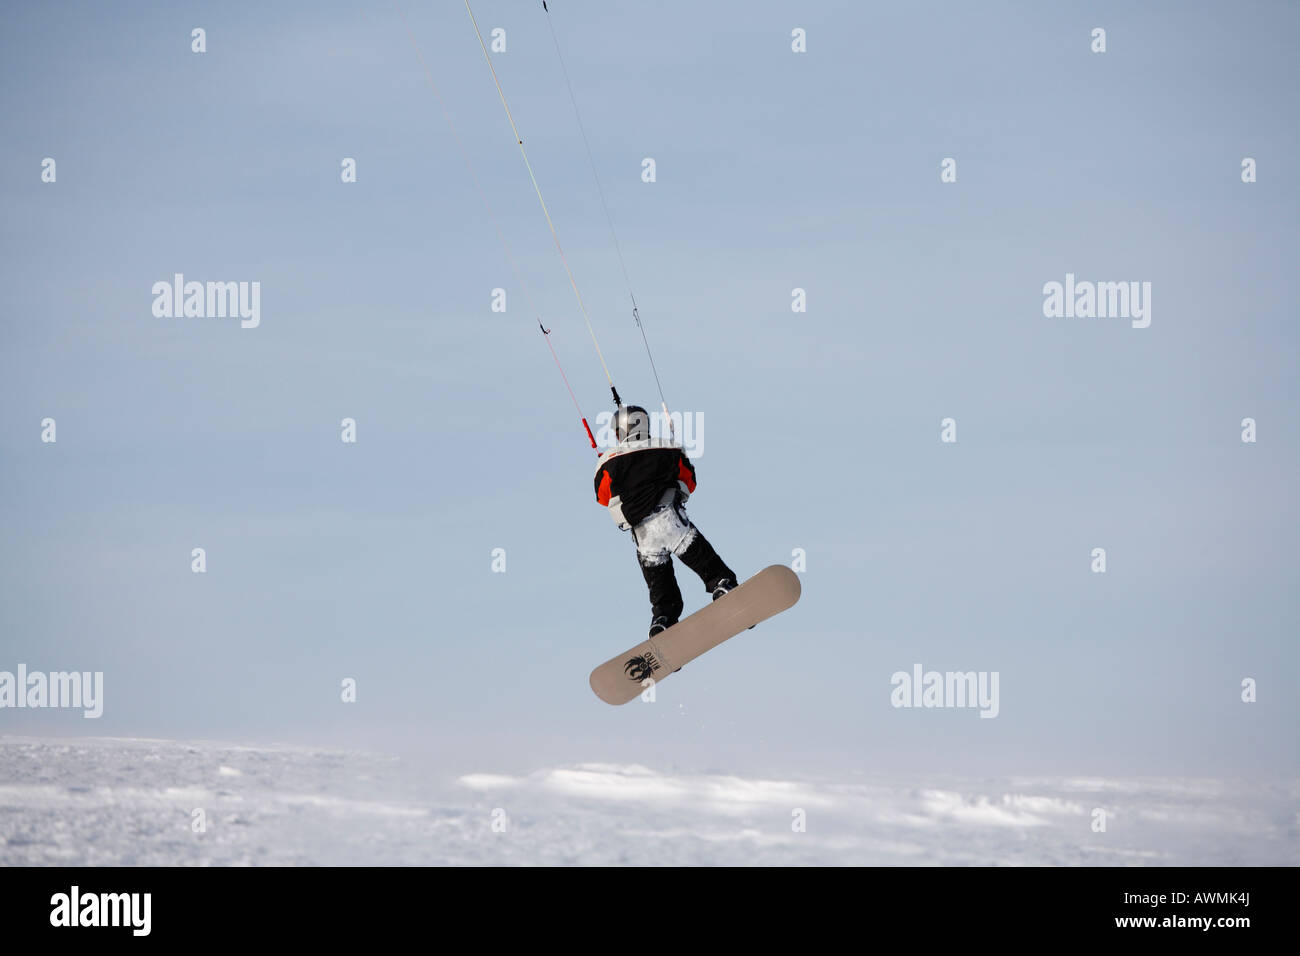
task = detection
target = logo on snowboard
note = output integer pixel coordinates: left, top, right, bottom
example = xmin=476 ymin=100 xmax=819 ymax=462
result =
xmin=624 ymin=652 xmax=662 ymax=682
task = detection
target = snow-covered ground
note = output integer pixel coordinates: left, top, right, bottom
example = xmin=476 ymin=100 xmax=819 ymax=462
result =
xmin=1 ymin=736 xmax=1294 ymax=866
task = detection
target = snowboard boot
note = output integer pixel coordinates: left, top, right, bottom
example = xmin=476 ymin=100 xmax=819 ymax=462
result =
xmin=711 ymin=578 xmax=738 ymax=601
xmin=648 ymin=615 xmax=676 ymax=638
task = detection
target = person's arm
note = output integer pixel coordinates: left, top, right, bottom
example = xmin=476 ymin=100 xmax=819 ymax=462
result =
xmin=595 ymin=458 xmax=632 ymax=530
xmin=595 ymin=463 xmax=614 ymax=505
xmin=676 ymin=452 xmax=697 ymax=499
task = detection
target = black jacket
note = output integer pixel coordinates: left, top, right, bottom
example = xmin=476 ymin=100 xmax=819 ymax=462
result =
xmin=594 ymin=440 xmax=697 ymax=530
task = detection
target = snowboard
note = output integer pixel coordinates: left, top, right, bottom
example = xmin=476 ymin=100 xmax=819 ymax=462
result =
xmin=589 ymin=564 xmax=801 ymax=705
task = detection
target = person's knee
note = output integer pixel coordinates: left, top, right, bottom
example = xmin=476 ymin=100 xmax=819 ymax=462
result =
xmin=672 ymin=525 xmax=699 ymax=557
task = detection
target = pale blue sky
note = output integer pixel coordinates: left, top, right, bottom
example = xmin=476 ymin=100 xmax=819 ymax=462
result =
xmin=1 ymin=1 xmax=1296 ymax=778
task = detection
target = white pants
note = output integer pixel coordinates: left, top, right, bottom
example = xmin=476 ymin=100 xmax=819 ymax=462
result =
xmin=632 ymin=489 xmax=698 ymax=567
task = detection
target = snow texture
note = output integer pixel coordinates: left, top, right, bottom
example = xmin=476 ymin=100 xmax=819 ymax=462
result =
xmin=1 ymin=736 xmax=1295 ymax=866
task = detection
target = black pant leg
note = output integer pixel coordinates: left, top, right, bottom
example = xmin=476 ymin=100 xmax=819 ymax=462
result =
xmin=677 ymin=528 xmax=738 ymax=594
xmin=638 ymin=554 xmax=684 ymax=622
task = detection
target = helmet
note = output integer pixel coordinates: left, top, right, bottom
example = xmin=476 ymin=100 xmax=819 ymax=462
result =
xmin=614 ymin=404 xmax=650 ymax=442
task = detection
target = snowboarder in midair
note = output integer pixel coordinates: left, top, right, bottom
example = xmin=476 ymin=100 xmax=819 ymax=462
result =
xmin=594 ymin=405 xmax=739 ymax=638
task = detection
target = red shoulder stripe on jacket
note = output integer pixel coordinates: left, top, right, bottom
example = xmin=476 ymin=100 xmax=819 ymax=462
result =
xmin=677 ymin=456 xmax=697 ymax=493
